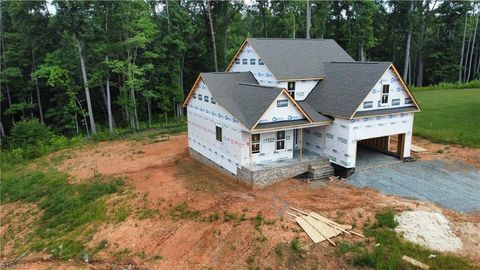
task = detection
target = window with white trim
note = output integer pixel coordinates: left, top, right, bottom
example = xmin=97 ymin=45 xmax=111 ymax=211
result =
xmin=276 ymin=131 xmax=285 ymax=150
xmin=287 ymin=82 xmax=295 ymax=99
xmin=392 ymin=98 xmax=400 ymax=106
xmin=363 ymin=101 xmax=373 ymax=108
xmin=242 ymin=59 xmax=248 ymax=65
xmin=250 ymin=59 xmax=256 ymax=65
xmin=381 ymin=85 xmax=389 ymax=104
xmin=193 ymin=93 xmax=197 ymax=99
xmin=198 ymin=94 xmax=203 ymax=101
xmin=258 ymin=59 xmax=264 ymax=65
xmin=204 ymin=96 xmax=209 ymax=103
xmin=405 ymin=98 xmax=413 ymax=105
xmin=211 ymin=97 xmax=216 ymax=104
xmin=251 ymin=134 xmax=260 ymax=154
xmin=216 ymin=125 xmax=222 ymax=142
xmin=235 ymin=58 xmax=240 ymax=64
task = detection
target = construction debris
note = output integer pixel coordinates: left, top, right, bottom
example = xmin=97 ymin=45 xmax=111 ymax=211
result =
xmin=402 ymin=255 xmax=430 ymax=270
xmin=288 ymin=207 xmax=365 ymax=245
xmin=411 ymin=144 xmax=428 ymax=153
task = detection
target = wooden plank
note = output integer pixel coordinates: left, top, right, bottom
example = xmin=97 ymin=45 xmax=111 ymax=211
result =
xmin=295 ymin=217 xmax=324 ymax=243
xmin=303 ymin=216 xmax=340 ymax=239
xmin=302 ymin=216 xmax=336 ymax=246
xmin=402 ymin=256 xmax=430 ymax=270
xmin=411 ymin=144 xmax=427 ymax=152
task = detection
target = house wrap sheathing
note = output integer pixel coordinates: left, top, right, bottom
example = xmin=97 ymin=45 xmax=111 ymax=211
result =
xmin=183 ymin=38 xmax=420 ymax=185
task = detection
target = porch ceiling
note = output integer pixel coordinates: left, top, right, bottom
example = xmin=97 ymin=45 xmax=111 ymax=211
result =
xmin=252 ymin=119 xmax=331 ymax=133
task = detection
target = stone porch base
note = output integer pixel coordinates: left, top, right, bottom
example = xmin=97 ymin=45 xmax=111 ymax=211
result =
xmin=189 ymin=148 xmax=334 ymax=188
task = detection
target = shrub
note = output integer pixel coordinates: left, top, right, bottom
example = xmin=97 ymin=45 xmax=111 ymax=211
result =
xmin=9 ymin=119 xmax=54 ymax=149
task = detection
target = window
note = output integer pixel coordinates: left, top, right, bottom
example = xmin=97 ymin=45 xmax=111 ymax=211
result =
xmin=242 ymin=59 xmax=248 ymax=65
xmin=287 ymin=82 xmax=296 ymax=99
xmin=211 ymin=97 xmax=216 ymax=104
xmin=276 ymin=131 xmax=285 ymax=150
xmin=363 ymin=101 xmax=373 ymax=109
xmin=251 ymin=134 xmax=260 ymax=154
xmin=405 ymin=98 xmax=413 ymax=105
xmin=258 ymin=59 xmax=264 ymax=65
xmin=193 ymin=93 xmax=197 ymax=99
xmin=215 ymin=126 xmax=222 ymax=142
xmin=198 ymin=94 xmax=203 ymax=101
xmin=235 ymin=58 xmax=240 ymax=64
xmin=277 ymin=99 xmax=288 ymax=107
xmin=250 ymin=59 xmax=256 ymax=65
xmin=392 ymin=99 xmax=400 ymax=106
xmin=381 ymin=85 xmax=389 ymax=104
xmin=204 ymin=96 xmax=209 ymax=102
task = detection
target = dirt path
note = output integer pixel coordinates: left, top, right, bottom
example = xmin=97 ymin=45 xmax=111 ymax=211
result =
xmin=6 ymin=134 xmax=479 ymax=269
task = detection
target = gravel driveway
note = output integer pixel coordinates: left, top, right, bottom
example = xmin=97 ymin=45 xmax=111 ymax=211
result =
xmin=348 ymin=160 xmax=480 ymax=213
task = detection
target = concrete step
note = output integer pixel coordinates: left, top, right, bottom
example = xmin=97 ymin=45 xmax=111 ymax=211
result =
xmin=308 ymin=162 xmax=335 ymax=180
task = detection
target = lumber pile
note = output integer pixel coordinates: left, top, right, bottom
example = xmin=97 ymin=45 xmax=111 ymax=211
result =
xmin=287 ymin=207 xmax=364 ymax=246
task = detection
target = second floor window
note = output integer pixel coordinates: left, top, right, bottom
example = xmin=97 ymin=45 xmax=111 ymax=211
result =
xmin=198 ymin=94 xmax=203 ymax=101
xmin=405 ymin=98 xmax=413 ymax=105
xmin=204 ymin=96 xmax=209 ymax=103
xmin=242 ymin=59 xmax=248 ymax=65
xmin=250 ymin=59 xmax=256 ymax=65
xmin=381 ymin=85 xmax=389 ymax=104
xmin=258 ymin=59 xmax=264 ymax=65
xmin=235 ymin=58 xmax=240 ymax=64
xmin=288 ymin=82 xmax=296 ymax=99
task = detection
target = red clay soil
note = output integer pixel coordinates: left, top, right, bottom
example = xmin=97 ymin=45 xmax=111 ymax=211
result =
xmin=5 ymin=134 xmax=480 ymax=269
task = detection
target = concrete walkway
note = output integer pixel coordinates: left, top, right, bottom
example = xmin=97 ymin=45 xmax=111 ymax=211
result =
xmin=348 ymin=160 xmax=480 ymax=213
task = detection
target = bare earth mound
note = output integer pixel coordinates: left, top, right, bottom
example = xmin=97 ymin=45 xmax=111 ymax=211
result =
xmin=4 ymin=133 xmax=479 ymax=269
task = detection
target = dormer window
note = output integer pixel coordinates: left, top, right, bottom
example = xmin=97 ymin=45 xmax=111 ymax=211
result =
xmin=287 ymin=82 xmax=296 ymax=99
xmin=250 ymin=59 xmax=256 ymax=65
xmin=242 ymin=59 xmax=248 ymax=65
xmin=381 ymin=85 xmax=389 ymax=104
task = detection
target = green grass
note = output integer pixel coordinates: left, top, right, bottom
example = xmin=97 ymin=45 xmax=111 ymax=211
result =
xmin=0 ymin=168 xmax=124 ymax=260
xmin=411 ymin=80 xmax=480 ymax=91
xmin=413 ymin=89 xmax=480 ymax=148
xmin=338 ymin=210 xmax=478 ymax=269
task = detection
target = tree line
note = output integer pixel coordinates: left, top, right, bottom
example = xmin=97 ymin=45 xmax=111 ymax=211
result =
xmin=1 ymin=0 xmax=478 ymax=137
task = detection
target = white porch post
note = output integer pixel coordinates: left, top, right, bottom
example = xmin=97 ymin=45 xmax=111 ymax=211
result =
xmin=300 ymin=128 xmax=303 ymax=162
xmin=249 ymin=133 xmax=252 ymax=170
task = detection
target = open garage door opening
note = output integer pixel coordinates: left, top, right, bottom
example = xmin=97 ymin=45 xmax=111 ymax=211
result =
xmin=356 ymin=134 xmax=406 ymax=170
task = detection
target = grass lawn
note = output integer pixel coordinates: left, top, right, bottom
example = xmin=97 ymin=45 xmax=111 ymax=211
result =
xmin=413 ymin=89 xmax=480 ymax=148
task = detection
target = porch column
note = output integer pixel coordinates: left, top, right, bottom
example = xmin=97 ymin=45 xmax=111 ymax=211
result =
xmin=300 ymin=128 xmax=303 ymax=162
xmin=249 ymin=133 xmax=252 ymax=170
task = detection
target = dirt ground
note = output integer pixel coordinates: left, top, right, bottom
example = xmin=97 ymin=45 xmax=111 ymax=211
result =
xmin=4 ymin=134 xmax=480 ymax=269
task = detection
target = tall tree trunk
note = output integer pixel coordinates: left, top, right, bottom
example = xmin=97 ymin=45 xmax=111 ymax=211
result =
xmin=403 ymin=1 xmax=414 ymax=82
xmin=32 ymin=50 xmax=44 ymax=123
xmin=306 ymin=0 xmax=311 ymax=39
xmin=1 ymin=121 xmax=6 ymax=137
xmin=460 ymin=12 xmax=468 ymax=82
xmin=467 ymin=13 xmax=478 ymax=82
xmin=206 ymin=0 xmax=218 ymax=72
xmin=360 ymin=43 xmax=365 ymax=61
xmin=76 ymin=36 xmax=96 ymax=135
xmin=105 ymin=5 xmax=113 ymax=132
xmin=147 ymin=97 xmax=152 ymax=127
xmin=464 ymin=28 xmax=473 ymax=82
xmin=165 ymin=0 xmax=171 ymax=33
xmin=6 ymin=86 xmax=13 ymax=124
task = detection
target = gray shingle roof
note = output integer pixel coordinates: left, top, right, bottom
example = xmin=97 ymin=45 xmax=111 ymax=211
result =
xmin=297 ymin=101 xmax=332 ymax=123
xmin=304 ymin=62 xmax=403 ymax=118
xmin=200 ymin=72 xmax=285 ymax=129
xmin=254 ymin=120 xmax=311 ymax=130
xmin=353 ymin=106 xmax=419 ymax=118
xmin=247 ymin=38 xmax=354 ymax=80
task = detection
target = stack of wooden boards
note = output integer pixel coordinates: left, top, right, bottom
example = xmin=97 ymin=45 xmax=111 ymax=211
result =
xmin=287 ymin=207 xmax=364 ymax=246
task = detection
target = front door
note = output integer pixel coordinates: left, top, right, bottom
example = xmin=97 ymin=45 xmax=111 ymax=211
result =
xmin=293 ymin=129 xmax=300 ymax=149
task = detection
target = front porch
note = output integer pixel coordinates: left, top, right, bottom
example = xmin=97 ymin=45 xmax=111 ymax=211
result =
xmin=238 ymin=149 xmax=334 ymax=187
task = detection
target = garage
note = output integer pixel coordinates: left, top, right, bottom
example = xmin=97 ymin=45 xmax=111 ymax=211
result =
xmin=356 ymin=134 xmax=406 ymax=169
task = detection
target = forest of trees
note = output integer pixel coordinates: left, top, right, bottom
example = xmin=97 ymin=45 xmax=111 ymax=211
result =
xmin=1 ymin=0 xmax=479 ymax=137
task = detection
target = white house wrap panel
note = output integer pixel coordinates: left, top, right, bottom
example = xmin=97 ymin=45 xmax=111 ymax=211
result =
xmin=302 ymin=126 xmax=327 ymax=156
xmin=187 ymin=80 xmax=249 ymax=174
xmin=257 ymin=92 xmax=305 ymax=124
xmin=230 ymin=43 xmax=278 ymax=86
xmin=276 ymin=80 xmax=319 ymax=101
xmin=357 ymin=68 xmax=413 ymax=112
